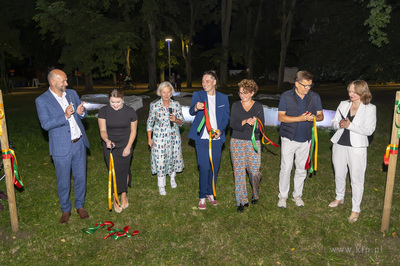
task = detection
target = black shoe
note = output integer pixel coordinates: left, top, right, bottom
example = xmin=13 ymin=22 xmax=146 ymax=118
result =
xmin=244 ymin=203 xmax=249 ymax=207
xmin=251 ymin=198 xmax=258 ymax=204
xmin=237 ymin=204 xmax=244 ymax=213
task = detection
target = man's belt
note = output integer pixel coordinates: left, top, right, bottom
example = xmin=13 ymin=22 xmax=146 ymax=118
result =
xmin=71 ymin=135 xmax=82 ymax=143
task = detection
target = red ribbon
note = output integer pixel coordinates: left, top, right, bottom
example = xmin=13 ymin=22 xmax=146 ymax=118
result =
xmin=82 ymin=221 xmax=139 ymax=240
xmin=256 ymin=118 xmax=279 ymax=147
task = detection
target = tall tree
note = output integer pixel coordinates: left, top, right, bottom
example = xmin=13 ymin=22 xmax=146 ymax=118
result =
xmin=277 ymin=0 xmax=296 ymax=90
xmin=220 ymin=0 xmax=233 ymax=89
xmin=34 ymin=0 xmax=139 ymax=91
xmin=0 ymin=0 xmax=34 ymax=92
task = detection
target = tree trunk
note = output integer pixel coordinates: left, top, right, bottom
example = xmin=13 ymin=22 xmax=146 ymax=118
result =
xmin=0 ymin=50 xmax=6 ymax=92
xmin=125 ymin=46 xmax=131 ymax=77
xmin=147 ymin=22 xmax=157 ymax=91
xmin=220 ymin=0 xmax=233 ymax=89
xmin=278 ymin=0 xmax=296 ymax=90
xmin=246 ymin=0 xmax=264 ymax=79
xmin=84 ymin=72 xmax=93 ymax=91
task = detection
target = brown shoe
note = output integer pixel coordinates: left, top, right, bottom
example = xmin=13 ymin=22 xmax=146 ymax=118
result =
xmin=60 ymin=212 xmax=71 ymax=223
xmin=77 ymin=208 xmax=89 ymax=219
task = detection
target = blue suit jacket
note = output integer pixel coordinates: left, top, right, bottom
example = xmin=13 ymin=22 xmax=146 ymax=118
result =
xmin=36 ymin=89 xmax=90 ymax=156
xmin=188 ymin=90 xmax=230 ymax=143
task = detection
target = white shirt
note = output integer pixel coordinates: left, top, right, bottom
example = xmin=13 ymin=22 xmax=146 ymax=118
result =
xmin=201 ymin=94 xmax=219 ymax=140
xmin=49 ymin=89 xmax=82 ymax=141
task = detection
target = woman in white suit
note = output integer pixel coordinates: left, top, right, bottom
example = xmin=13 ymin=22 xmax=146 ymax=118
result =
xmin=329 ymin=80 xmax=376 ymax=223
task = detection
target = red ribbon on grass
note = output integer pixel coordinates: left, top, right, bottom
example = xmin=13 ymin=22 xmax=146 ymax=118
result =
xmin=82 ymin=221 xmax=139 ymax=240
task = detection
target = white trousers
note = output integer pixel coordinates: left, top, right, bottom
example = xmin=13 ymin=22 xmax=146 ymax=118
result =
xmin=332 ymin=143 xmax=367 ymax=213
xmin=278 ymin=137 xmax=310 ymax=199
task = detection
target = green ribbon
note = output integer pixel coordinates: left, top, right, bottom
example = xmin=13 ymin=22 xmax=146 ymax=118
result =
xmin=395 ymin=101 xmax=400 ymax=138
xmin=82 ymin=221 xmax=139 ymax=240
xmin=308 ymin=126 xmax=316 ymax=173
xmin=251 ymin=119 xmax=258 ymax=152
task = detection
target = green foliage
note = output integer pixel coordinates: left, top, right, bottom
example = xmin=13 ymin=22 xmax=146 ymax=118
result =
xmin=34 ymin=0 xmax=139 ymax=78
xmin=363 ymin=0 xmax=392 ymax=47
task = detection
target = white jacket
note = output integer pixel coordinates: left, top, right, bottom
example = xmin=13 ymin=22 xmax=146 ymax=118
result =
xmin=330 ymin=100 xmax=376 ymax=147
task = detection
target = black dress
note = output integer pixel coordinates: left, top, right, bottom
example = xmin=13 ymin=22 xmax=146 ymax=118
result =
xmin=98 ymin=104 xmax=138 ymax=194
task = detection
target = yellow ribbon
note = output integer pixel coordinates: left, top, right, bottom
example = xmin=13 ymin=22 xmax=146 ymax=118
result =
xmin=0 ymin=108 xmax=4 ymax=136
xmin=314 ymin=118 xmax=318 ymax=171
xmin=108 ymin=153 xmax=120 ymax=211
xmin=209 ymin=131 xmax=217 ymax=197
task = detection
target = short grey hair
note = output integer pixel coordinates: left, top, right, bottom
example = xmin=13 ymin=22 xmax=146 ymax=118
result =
xmin=156 ymin=81 xmax=175 ymax=96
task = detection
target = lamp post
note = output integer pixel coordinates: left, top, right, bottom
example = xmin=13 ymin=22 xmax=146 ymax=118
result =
xmin=165 ymin=38 xmax=172 ymax=81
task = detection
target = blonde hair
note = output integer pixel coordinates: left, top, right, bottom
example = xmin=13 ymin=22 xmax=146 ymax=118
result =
xmin=347 ymin=80 xmax=372 ymax=104
xmin=157 ymin=82 xmax=174 ymax=96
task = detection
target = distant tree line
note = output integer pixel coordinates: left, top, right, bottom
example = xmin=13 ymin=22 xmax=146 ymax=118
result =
xmin=0 ymin=0 xmax=396 ymax=92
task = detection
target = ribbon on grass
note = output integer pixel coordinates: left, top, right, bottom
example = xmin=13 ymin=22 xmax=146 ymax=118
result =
xmin=197 ymin=101 xmax=218 ymax=197
xmin=395 ymin=101 xmax=400 ymax=138
xmin=108 ymin=151 xmax=120 ymax=211
xmin=2 ymin=149 xmax=23 ymax=188
xmin=82 ymin=221 xmax=139 ymax=240
xmin=384 ymin=144 xmax=399 ymax=165
xmin=305 ymin=117 xmax=318 ymax=173
xmin=251 ymin=118 xmax=279 ymax=152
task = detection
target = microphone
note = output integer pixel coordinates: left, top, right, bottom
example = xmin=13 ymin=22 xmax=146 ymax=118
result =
xmin=169 ymin=108 xmax=173 ymax=127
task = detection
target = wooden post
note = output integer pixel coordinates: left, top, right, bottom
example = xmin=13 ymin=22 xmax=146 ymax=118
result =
xmin=0 ymin=90 xmax=19 ymax=232
xmin=381 ymin=91 xmax=400 ymax=232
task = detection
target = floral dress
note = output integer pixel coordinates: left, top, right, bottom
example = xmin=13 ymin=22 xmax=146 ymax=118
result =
xmin=146 ymin=98 xmax=184 ymax=176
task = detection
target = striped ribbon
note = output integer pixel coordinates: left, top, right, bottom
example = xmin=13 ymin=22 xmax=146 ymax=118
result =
xmin=197 ymin=101 xmax=218 ymax=197
xmin=108 ymin=151 xmax=120 ymax=211
xmin=82 ymin=221 xmax=139 ymax=240
xmin=2 ymin=149 xmax=23 ymax=188
xmin=251 ymin=118 xmax=279 ymax=152
xmin=384 ymin=144 xmax=398 ymax=165
xmin=305 ymin=117 xmax=318 ymax=173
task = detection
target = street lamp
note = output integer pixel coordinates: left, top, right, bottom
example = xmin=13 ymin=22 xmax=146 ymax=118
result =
xmin=165 ymin=38 xmax=172 ymax=81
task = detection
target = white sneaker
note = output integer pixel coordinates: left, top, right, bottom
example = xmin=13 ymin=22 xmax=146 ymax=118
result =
xmin=159 ymin=186 xmax=166 ymax=196
xmin=170 ymin=172 xmax=177 ymax=188
xmin=277 ymin=197 xmax=287 ymax=208
xmin=292 ymin=196 xmax=304 ymax=207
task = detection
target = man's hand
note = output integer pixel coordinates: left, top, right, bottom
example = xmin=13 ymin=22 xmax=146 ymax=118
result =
xmin=65 ymin=104 xmax=75 ymax=119
xmin=77 ymin=102 xmax=86 ymax=115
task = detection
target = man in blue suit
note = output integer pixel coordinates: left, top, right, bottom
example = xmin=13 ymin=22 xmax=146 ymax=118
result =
xmin=36 ymin=69 xmax=90 ymax=223
xmin=188 ymin=70 xmax=230 ymax=210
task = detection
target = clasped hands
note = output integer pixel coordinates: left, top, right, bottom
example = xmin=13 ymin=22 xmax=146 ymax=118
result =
xmin=339 ymin=118 xmax=350 ymax=128
xmin=195 ymin=101 xmax=221 ymax=139
xmin=65 ymin=101 xmax=86 ymax=119
xmin=301 ymin=111 xmax=315 ymax=122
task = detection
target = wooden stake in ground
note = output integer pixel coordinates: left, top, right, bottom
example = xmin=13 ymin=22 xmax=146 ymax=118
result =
xmin=0 ymin=90 xmax=19 ymax=232
xmin=381 ymin=91 xmax=400 ymax=233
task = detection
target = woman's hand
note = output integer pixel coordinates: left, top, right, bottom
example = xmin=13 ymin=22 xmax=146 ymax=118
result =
xmin=122 ymin=146 xmax=131 ymax=157
xmin=106 ymin=139 xmax=115 ymax=149
xmin=244 ymin=116 xmax=257 ymax=126
xmin=169 ymin=114 xmax=177 ymax=123
xmin=339 ymin=118 xmax=350 ymax=128
xmin=148 ymin=139 xmax=154 ymax=148
xmin=195 ymin=102 xmax=204 ymax=112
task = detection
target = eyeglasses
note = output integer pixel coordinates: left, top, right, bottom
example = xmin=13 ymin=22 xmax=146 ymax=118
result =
xmin=298 ymin=82 xmax=314 ymax=89
xmin=238 ymin=91 xmax=249 ymax=96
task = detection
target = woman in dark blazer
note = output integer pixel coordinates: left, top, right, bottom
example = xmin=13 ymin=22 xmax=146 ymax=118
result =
xmin=329 ymin=80 xmax=376 ymax=223
xmin=188 ymin=70 xmax=230 ymax=210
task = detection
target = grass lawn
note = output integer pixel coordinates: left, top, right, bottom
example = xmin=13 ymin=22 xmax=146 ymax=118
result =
xmin=1 ymin=83 xmax=400 ymax=265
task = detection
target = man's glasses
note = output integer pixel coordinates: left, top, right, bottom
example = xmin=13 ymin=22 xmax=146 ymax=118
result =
xmin=298 ymin=82 xmax=314 ymax=89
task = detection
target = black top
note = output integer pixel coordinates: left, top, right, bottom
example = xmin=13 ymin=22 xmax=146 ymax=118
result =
xmin=337 ymin=110 xmax=355 ymax=147
xmin=230 ymin=101 xmax=265 ymax=140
